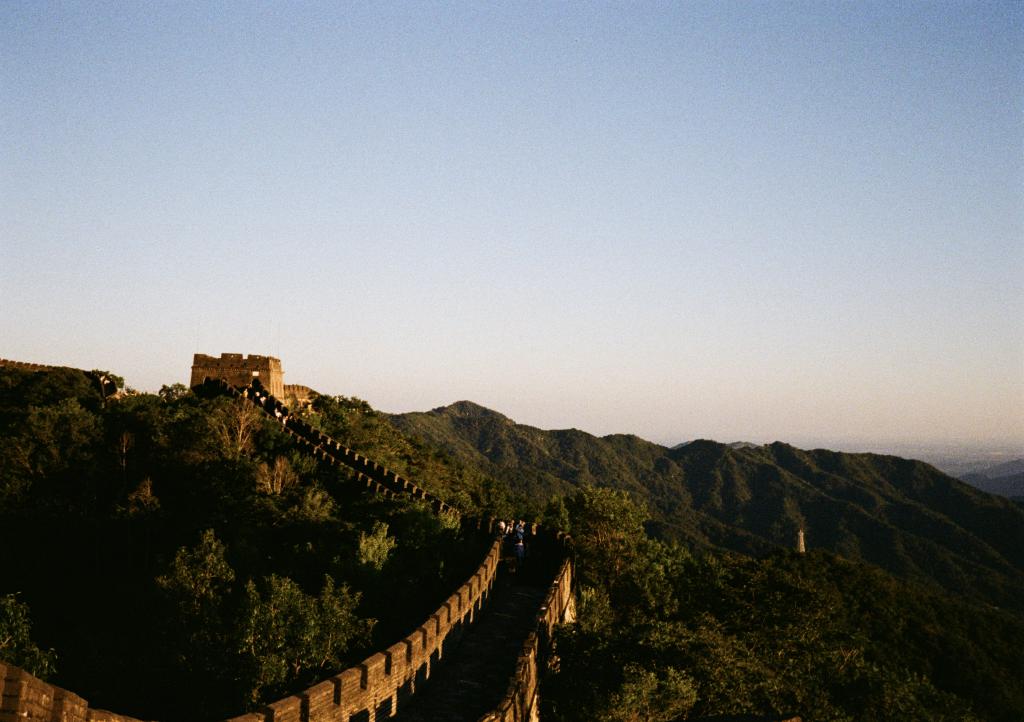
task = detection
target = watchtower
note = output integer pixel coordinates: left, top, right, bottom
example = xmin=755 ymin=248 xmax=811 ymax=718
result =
xmin=190 ymin=353 xmax=284 ymax=397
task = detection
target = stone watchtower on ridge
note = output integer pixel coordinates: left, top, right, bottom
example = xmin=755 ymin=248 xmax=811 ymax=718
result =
xmin=190 ymin=353 xmax=284 ymax=397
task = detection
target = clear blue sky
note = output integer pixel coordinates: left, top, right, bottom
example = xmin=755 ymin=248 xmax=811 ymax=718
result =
xmin=2 ymin=1 xmax=1021 ymax=448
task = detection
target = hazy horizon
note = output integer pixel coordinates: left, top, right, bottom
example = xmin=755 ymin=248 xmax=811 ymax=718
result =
xmin=3 ymin=2 xmax=1022 ymax=450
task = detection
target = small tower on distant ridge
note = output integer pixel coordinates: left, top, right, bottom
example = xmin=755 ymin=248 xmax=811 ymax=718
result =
xmin=797 ymin=528 xmax=806 ymax=554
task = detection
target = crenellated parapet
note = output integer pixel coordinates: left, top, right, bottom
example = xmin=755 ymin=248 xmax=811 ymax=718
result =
xmin=0 ymin=542 xmax=510 ymax=722
xmin=190 ymin=353 xmax=285 ymax=398
xmin=196 ymin=377 xmax=462 ymax=515
xmin=222 ymin=539 xmax=503 ymax=722
xmin=1 ymin=371 xmax=576 ymax=722
xmin=196 ymin=378 xmax=578 ymax=722
xmin=481 ymin=536 xmax=575 ymax=722
xmin=0 ymin=662 xmax=145 ymax=722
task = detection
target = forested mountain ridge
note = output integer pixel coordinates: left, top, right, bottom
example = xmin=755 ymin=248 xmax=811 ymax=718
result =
xmin=3 ymin=368 xmax=1023 ymax=720
xmin=0 ymin=367 xmax=495 ymax=720
xmin=389 ymin=401 xmax=1024 ymax=611
xmin=962 ymin=463 xmax=1024 ymax=499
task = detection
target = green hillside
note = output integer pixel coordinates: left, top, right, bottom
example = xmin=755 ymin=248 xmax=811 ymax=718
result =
xmin=389 ymin=402 xmax=1024 ymax=611
xmin=0 ymin=368 xmax=491 ymax=720
xmin=4 ymin=369 xmax=1022 ymax=720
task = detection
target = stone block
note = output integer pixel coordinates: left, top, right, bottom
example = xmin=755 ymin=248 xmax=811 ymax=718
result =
xmin=336 ymin=666 xmax=368 ymax=717
xmin=457 ymin=586 xmax=473 ymax=620
xmin=301 ymin=680 xmax=339 ymax=721
xmin=444 ymin=593 xmax=461 ymax=622
xmin=86 ymin=711 xmax=143 ymax=722
xmin=1 ymin=671 xmax=53 ymax=717
xmin=385 ymin=639 xmax=411 ymax=682
xmin=264 ymin=695 xmax=302 ymax=722
xmin=359 ymin=653 xmax=387 ymax=697
xmin=419 ymin=619 xmax=438 ymax=652
xmin=52 ymin=687 xmax=89 ymax=722
xmin=404 ymin=627 xmax=428 ymax=668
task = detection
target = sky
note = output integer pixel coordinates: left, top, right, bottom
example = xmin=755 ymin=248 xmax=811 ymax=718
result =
xmin=2 ymin=1 xmax=1022 ymax=450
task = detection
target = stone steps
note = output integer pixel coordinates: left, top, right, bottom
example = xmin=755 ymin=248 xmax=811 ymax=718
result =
xmin=391 ymin=569 xmax=546 ymax=722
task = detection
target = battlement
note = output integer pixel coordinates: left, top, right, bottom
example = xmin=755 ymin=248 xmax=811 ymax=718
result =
xmin=190 ymin=353 xmax=284 ymax=398
xmin=0 ymin=371 xmax=578 ymax=722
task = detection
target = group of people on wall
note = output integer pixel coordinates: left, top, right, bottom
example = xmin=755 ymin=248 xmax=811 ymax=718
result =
xmin=496 ymin=519 xmax=528 ymax=571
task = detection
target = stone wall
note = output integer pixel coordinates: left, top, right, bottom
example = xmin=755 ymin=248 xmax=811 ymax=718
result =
xmin=190 ymin=353 xmax=284 ymax=398
xmin=201 ymin=378 xmax=461 ymax=517
xmin=0 ymin=663 xmax=144 ymax=722
xmin=0 ymin=358 xmax=55 ymax=373
xmin=0 ymin=359 xmax=118 ymax=398
xmin=0 ymin=538 xmax=502 ymax=722
xmin=283 ymin=385 xmax=316 ymax=410
xmin=225 ymin=538 xmax=503 ymax=722
xmin=1 ymin=374 xmax=576 ymax=722
xmin=479 ymin=547 xmax=575 ymax=722
xmin=201 ymin=378 xmax=580 ymax=721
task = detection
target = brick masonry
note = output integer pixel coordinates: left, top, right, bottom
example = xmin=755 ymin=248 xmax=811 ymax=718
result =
xmin=190 ymin=354 xmax=285 ymax=398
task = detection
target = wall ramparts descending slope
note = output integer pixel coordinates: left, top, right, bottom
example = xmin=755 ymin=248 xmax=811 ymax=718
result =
xmin=478 ymin=547 xmax=574 ymax=722
xmin=200 ymin=378 xmax=578 ymax=721
xmin=198 ymin=378 xmax=461 ymax=516
xmin=223 ymin=538 xmax=502 ymax=722
xmin=1 ymin=369 xmax=575 ymax=722
xmin=0 ymin=663 xmax=144 ymax=722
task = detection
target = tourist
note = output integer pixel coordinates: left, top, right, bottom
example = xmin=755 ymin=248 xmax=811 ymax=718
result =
xmin=514 ymin=520 xmax=526 ymax=569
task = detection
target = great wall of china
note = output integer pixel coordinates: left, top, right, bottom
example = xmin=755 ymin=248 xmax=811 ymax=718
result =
xmin=0 ymin=358 xmax=120 ymax=399
xmin=0 ymin=360 xmax=575 ymax=722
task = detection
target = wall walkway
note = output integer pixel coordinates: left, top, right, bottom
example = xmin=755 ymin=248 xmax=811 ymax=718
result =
xmin=0 ymin=372 xmax=574 ymax=722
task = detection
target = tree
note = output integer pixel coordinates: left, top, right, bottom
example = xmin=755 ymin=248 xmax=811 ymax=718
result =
xmin=19 ymin=399 xmax=101 ymax=481
xmin=602 ymin=664 xmax=696 ymax=722
xmin=209 ymin=398 xmax=263 ymax=459
xmin=564 ymin=485 xmax=647 ymax=594
xmin=0 ymin=593 xmax=56 ymax=679
xmin=358 ymin=521 xmax=397 ymax=571
xmin=236 ymin=574 xmax=372 ymax=705
xmin=90 ymin=370 xmax=125 ymax=391
xmin=256 ymin=456 xmax=299 ymax=495
xmin=2 ymin=398 xmax=103 ymax=512
xmin=156 ymin=529 xmax=235 ymax=618
xmin=158 ymin=383 xmax=190 ymax=402
xmin=154 ymin=529 xmax=239 ymax=716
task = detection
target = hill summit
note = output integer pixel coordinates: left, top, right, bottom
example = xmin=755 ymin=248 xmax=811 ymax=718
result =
xmin=389 ymin=402 xmax=1024 ymax=611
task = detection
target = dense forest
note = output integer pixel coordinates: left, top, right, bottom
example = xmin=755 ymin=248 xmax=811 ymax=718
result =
xmin=2 ymin=366 xmax=1023 ymax=720
xmin=0 ymin=366 xmax=491 ymax=719
xmin=391 ymin=401 xmax=1024 ymax=611
xmin=541 ymin=486 xmax=1024 ymax=721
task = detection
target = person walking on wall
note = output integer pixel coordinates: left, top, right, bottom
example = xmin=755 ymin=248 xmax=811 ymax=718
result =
xmin=513 ymin=520 xmax=526 ymax=572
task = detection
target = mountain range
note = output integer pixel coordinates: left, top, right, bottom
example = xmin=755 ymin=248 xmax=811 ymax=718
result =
xmin=966 ymin=458 xmax=1024 ymax=479
xmin=389 ymin=400 xmax=1024 ymax=612
xmin=961 ymin=459 xmax=1024 ymax=499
